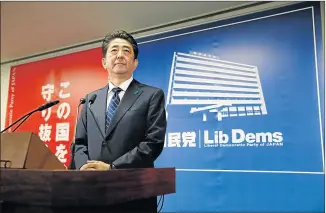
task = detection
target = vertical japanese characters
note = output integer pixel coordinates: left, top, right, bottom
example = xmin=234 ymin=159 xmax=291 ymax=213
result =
xmin=39 ymin=81 xmax=71 ymax=164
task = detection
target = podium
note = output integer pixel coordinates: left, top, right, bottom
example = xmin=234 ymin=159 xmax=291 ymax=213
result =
xmin=0 ymin=168 xmax=175 ymax=213
xmin=0 ymin=132 xmax=176 ymax=213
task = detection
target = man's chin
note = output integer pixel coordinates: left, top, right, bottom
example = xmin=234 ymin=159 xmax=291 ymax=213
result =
xmin=112 ymin=69 xmax=126 ymax=73
xmin=111 ymin=70 xmax=130 ymax=76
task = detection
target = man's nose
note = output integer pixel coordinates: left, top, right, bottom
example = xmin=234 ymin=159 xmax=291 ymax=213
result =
xmin=117 ymin=49 xmax=123 ymax=58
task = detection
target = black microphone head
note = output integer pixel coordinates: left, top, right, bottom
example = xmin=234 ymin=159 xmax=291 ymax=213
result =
xmin=80 ymin=98 xmax=86 ymax=104
xmin=89 ymin=94 xmax=97 ymax=104
xmin=38 ymin=100 xmax=60 ymax=111
xmin=53 ymin=100 xmax=60 ymax=105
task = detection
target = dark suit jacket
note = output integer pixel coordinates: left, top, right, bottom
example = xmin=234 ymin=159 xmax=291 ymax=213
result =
xmin=74 ymin=79 xmax=167 ymax=170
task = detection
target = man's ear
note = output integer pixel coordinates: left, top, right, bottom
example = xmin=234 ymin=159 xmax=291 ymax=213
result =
xmin=102 ymin=58 xmax=106 ymax=69
xmin=134 ymin=59 xmax=139 ymax=69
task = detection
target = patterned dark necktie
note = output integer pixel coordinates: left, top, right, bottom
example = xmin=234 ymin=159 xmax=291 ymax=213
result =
xmin=106 ymin=87 xmax=122 ymax=132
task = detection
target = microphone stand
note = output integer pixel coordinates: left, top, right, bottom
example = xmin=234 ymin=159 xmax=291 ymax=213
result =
xmin=11 ymin=114 xmax=32 ymax=132
xmin=69 ymin=98 xmax=85 ymax=170
xmin=1 ymin=108 xmax=38 ymax=133
xmin=88 ymin=94 xmax=105 ymax=141
xmin=1 ymin=100 xmax=60 ymax=134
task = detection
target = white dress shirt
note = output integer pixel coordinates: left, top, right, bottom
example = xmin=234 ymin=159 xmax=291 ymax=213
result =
xmin=106 ymin=76 xmax=133 ymax=110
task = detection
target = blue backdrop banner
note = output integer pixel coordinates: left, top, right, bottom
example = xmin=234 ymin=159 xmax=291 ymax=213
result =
xmin=134 ymin=2 xmax=324 ymax=212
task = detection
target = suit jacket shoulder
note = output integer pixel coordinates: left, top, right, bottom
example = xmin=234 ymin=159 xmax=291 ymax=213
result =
xmin=135 ymin=80 xmax=164 ymax=94
xmin=84 ymin=84 xmax=109 ymax=101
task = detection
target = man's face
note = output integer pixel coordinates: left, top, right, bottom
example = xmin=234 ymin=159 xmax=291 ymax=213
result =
xmin=102 ymin=38 xmax=138 ymax=78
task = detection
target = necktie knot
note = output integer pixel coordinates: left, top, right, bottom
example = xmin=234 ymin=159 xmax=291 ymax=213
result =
xmin=112 ymin=87 xmax=122 ymax=94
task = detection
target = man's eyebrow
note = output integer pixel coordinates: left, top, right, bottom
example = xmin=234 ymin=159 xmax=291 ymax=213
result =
xmin=110 ymin=45 xmax=131 ymax=49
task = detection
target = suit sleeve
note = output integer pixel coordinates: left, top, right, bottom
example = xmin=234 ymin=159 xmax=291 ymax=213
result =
xmin=112 ymin=89 xmax=167 ymax=168
xmin=74 ymin=95 xmax=90 ymax=170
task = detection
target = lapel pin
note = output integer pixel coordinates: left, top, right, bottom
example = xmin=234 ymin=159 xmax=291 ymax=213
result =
xmin=134 ymin=90 xmax=139 ymax=95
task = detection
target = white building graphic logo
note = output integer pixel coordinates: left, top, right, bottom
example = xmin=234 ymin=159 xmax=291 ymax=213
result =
xmin=164 ymin=52 xmax=284 ymax=149
xmin=166 ymin=52 xmax=267 ymax=121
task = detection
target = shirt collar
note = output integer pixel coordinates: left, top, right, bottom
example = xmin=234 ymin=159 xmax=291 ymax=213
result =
xmin=108 ymin=76 xmax=133 ymax=93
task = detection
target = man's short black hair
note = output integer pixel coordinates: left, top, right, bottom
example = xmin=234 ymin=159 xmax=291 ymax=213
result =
xmin=102 ymin=30 xmax=138 ymax=59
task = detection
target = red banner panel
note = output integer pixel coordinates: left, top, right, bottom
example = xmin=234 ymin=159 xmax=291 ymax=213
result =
xmin=5 ymin=48 xmax=107 ymax=168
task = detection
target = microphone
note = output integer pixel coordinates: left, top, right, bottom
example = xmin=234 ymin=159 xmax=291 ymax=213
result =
xmin=69 ymin=98 xmax=86 ymax=170
xmin=88 ymin=94 xmax=97 ymax=106
xmin=37 ymin=100 xmax=60 ymax=111
xmin=88 ymin=94 xmax=105 ymax=141
xmin=1 ymin=100 xmax=60 ymax=134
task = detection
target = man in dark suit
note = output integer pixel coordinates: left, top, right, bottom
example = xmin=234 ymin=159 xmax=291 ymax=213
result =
xmin=73 ymin=30 xmax=167 ymax=212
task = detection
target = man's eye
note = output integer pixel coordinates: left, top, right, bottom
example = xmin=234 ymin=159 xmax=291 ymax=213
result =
xmin=111 ymin=49 xmax=117 ymax=52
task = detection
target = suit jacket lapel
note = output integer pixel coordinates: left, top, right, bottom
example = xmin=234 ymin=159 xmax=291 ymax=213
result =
xmin=105 ymin=80 xmax=143 ymax=139
xmin=92 ymin=84 xmax=109 ymax=139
